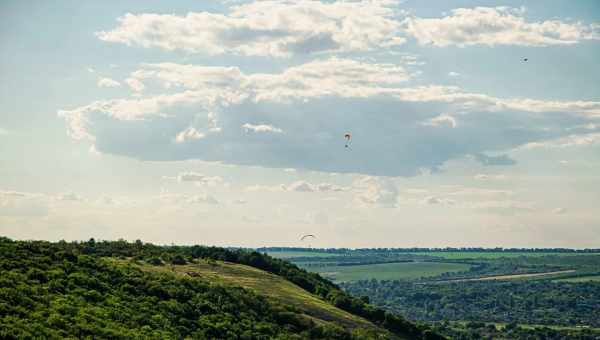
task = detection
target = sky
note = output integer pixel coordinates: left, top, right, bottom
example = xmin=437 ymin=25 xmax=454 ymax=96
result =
xmin=1 ymin=0 xmax=600 ymax=248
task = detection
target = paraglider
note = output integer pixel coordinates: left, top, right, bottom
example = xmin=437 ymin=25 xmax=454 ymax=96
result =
xmin=344 ymin=133 xmax=351 ymax=148
xmin=300 ymin=234 xmax=316 ymax=241
xmin=300 ymin=234 xmax=316 ymax=248
xmin=523 ymin=58 xmax=528 ymax=62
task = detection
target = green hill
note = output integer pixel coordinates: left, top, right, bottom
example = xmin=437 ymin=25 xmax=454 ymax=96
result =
xmin=0 ymin=237 xmax=442 ymax=339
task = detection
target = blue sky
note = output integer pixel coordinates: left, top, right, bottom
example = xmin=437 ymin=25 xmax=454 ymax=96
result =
xmin=1 ymin=0 xmax=600 ymax=248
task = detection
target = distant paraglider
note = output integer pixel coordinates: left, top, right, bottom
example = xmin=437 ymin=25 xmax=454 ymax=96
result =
xmin=523 ymin=58 xmax=528 ymax=62
xmin=300 ymin=234 xmax=316 ymax=241
xmin=300 ymin=234 xmax=316 ymax=248
xmin=344 ymin=133 xmax=352 ymax=148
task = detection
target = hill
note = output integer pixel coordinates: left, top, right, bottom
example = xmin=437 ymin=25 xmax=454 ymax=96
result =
xmin=0 ymin=237 xmax=442 ymax=339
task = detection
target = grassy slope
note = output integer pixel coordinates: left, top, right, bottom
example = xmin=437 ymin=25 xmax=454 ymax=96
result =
xmin=124 ymin=258 xmax=403 ymax=338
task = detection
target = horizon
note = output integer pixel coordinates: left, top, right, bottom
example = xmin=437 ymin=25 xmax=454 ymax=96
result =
xmin=1 ymin=0 xmax=600 ymax=248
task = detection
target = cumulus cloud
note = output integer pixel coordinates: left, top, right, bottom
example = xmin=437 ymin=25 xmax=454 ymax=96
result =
xmin=405 ymin=7 xmax=600 ymax=47
xmin=59 ymin=57 xmax=600 ymax=176
xmin=97 ymin=77 xmax=121 ymax=88
xmin=353 ymin=176 xmax=398 ymax=207
xmin=96 ymin=0 xmax=405 ymax=57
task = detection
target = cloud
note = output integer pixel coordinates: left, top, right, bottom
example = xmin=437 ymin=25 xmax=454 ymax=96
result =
xmin=246 ymin=180 xmax=346 ymax=193
xmin=286 ymin=181 xmax=315 ymax=192
xmin=125 ymin=77 xmax=145 ymax=92
xmin=59 ymin=57 xmax=600 ymax=176
xmin=97 ymin=77 xmax=121 ymax=88
xmin=523 ymin=133 xmax=600 ymax=149
xmin=448 ymin=71 xmax=460 ymax=77
xmin=242 ymin=123 xmax=283 ymax=134
xmin=473 ymin=153 xmax=516 ymax=166
xmin=422 ymin=196 xmax=455 ymax=205
xmin=405 ymin=7 xmax=600 ymax=47
xmin=232 ymin=199 xmax=247 ymax=204
xmin=0 ymin=190 xmax=48 ymax=217
xmin=553 ymin=207 xmax=567 ymax=215
xmin=474 ymin=174 xmax=507 ymax=180
xmin=353 ymin=176 xmax=398 ymax=207
xmin=422 ymin=113 xmax=457 ymax=128
xmin=177 ymin=172 xmax=223 ymax=186
xmin=188 ymin=194 xmax=219 ymax=205
xmin=96 ymin=0 xmax=405 ymax=57
xmin=175 ymin=127 xmax=206 ymax=143
xmin=55 ymin=192 xmax=84 ymax=202
xmin=473 ymin=200 xmax=535 ymax=216
xmin=158 ymin=193 xmax=219 ymax=205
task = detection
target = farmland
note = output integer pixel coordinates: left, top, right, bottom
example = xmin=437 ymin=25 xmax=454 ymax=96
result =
xmin=309 ymin=261 xmax=472 ymax=282
xmin=262 ymin=247 xmax=600 ymax=339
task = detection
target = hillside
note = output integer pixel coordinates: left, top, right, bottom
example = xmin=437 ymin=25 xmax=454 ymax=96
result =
xmin=0 ymin=237 xmax=442 ymax=339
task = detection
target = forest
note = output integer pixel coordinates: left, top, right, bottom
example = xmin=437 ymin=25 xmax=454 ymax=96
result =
xmin=0 ymin=237 xmax=441 ymax=339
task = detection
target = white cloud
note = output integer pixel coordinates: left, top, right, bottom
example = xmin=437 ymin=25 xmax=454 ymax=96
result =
xmin=188 ymin=194 xmax=219 ymax=205
xmin=286 ymin=180 xmax=315 ymax=192
xmin=474 ymin=174 xmax=507 ymax=180
xmin=405 ymin=7 xmax=600 ymax=47
xmin=242 ymin=123 xmax=283 ymax=134
xmin=353 ymin=176 xmax=398 ymax=207
xmin=422 ymin=113 xmax=457 ymax=128
xmin=422 ymin=196 xmax=455 ymax=205
xmin=448 ymin=71 xmax=460 ymax=77
xmin=59 ymin=57 xmax=600 ymax=176
xmin=553 ymin=207 xmax=567 ymax=215
xmin=523 ymin=133 xmax=600 ymax=149
xmin=125 ymin=77 xmax=145 ymax=92
xmin=96 ymin=0 xmax=405 ymax=58
xmin=55 ymin=192 xmax=84 ymax=202
xmin=97 ymin=77 xmax=121 ymax=88
xmin=247 ymin=180 xmax=346 ymax=193
xmin=177 ymin=172 xmax=223 ymax=186
xmin=175 ymin=127 xmax=206 ymax=143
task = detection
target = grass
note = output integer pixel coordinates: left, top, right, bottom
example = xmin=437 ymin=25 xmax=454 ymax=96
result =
xmin=308 ymin=262 xmax=471 ymax=282
xmin=553 ymin=275 xmax=600 ymax=282
xmin=409 ymin=252 xmax=600 ymax=259
xmin=115 ymin=258 xmax=395 ymax=336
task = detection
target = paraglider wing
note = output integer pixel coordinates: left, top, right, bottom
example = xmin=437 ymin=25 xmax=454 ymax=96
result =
xmin=300 ymin=234 xmax=316 ymax=241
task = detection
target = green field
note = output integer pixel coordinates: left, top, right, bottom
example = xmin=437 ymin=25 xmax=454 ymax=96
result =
xmin=553 ymin=275 xmax=600 ymax=283
xmin=267 ymin=251 xmax=344 ymax=258
xmin=410 ymin=252 xmax=600 ymax=259
xmin=308 ymin=262 xmax=471 ymax=282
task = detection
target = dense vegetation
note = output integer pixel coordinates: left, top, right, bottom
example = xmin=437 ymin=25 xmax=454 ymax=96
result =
xmin=0 ymin=237 xmax=441 ymax=339
xmin=342 ymin=279 xmax=600 ymax=327
xmin=267 ymin=247 xmax=600 ymax=339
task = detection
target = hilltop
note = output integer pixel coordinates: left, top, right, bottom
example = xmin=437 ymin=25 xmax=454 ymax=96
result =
xmin=0 ymin=237 xmax=441 ymax=339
